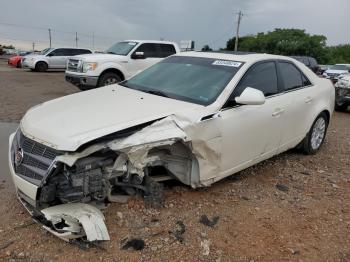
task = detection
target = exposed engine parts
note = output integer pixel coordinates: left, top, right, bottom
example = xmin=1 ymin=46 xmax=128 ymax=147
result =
xmin=37 ymin=144 xmax=190 ymax=208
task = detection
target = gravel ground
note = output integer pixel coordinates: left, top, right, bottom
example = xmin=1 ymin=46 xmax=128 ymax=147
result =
xmin=0 ymin=59 xmax=349 ymax=261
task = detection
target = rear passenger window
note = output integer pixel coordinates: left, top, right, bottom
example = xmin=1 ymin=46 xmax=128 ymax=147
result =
xmin=158 ymin=44 xmax=176 ymax=58
xmin=134 ymin=44 xmax=158 ymax=58
xmin=279 ymin=62 xmax=303 ymax=91
xmin=234 ymin=62 xmax=278 ymax=97
xmin=71 ymin=49 xmax=91 ymax=55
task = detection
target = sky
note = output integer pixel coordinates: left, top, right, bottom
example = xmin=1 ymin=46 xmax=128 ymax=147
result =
xmin=0 ymin=0 xmax=349 ymax=51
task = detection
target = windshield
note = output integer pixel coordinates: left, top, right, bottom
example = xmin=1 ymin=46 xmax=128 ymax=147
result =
xmin=106 ymin=41 xmax=138 ymax=55
xmin=330 ymin=65 xmax=349 ymax=70
xmin=40 ymin=48 xmax=53 ymax=55
xmin=120 ymin=56 xmax=243 ymax=105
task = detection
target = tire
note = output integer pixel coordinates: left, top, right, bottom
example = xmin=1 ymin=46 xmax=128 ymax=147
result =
xmin=98 ymin=72 xmax=122 ymax=87
xmin=334 ymin=100 xmax=348 ymax=112
xmin=35 ymin=61 xmax=48 ymax=72
xmin=16 ymin=60 xmax=22 ymax=68
xmin=299 ymin=113 xmax=328 ymax=155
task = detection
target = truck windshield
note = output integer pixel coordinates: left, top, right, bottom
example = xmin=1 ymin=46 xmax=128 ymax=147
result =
xmin=40 ymin=48 xmax=53 ymax=55
xmin=106 ymin=41 xmax=138 ymax=55
xmin=120 ymin=56 xmax=243 ymax=105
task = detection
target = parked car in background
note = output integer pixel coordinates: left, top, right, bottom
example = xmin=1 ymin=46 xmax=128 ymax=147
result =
xmin=319 ymin=64 xmax=331 ymax=75
xmin=65 ymin=40 xmax=180 ymax=90
xmin=22 ymin=47 xmax=92 ymax=72
xmin=334 ymin=73 xmax=350 ymax=111
xmin=323 ymin=64 xmax=350 ymax=82
xmin=7 ymin=51 xmax=32 ymax=68
xmin=9 ymin=52 xmax=334 ymax=242
xmin=290 ymin=56 xmax=319 ymax=74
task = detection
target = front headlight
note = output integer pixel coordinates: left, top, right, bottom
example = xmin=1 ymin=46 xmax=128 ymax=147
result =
xmin=82 ymin=62 xmax=97 ymax=73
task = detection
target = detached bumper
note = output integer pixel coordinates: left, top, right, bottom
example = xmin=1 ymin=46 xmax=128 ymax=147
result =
xmin=65 ymin=73 xmax=98 ymax=90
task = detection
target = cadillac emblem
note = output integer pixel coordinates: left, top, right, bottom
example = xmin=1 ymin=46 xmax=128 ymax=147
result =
xmin=15 ymin=147 xmax=24 ymax=166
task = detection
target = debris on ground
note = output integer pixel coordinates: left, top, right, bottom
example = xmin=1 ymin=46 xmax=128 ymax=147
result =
xmin=169 ymin=220 xmax=186 ymax=243
xmin=121 ymin=238 xmax=145 ymax=251
xmin=200 ymin=239 xmax=211 ymax=256
xmin=199 ymin=215 xmax=220 ymax=228
xmin=275 ymin=183 xmax=289 ymax=192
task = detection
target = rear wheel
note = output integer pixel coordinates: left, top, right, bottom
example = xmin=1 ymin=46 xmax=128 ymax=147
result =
xmin=35 ymin=61 xmax=48 ymax=72
xmin=299 ymin=113 xmax=328 ymax=155
xmin=98 ymin=72 xmax=122 ymax=87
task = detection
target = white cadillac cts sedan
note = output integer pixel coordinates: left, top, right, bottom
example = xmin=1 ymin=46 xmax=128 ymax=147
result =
xmin=9 ymin=52 xmax=334 ymax=241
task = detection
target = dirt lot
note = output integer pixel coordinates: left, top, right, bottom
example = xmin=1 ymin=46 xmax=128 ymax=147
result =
xmin=0 ymin=58 xmax=349 ymax=261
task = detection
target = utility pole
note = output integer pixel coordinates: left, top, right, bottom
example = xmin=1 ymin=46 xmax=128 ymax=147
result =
xmin=32 ymin=42 xmax=35 ymax=52
xmin=234 ymin=11 xmax=243 ymax=52
xmin=75 ymin=32 xmax=78 ymax=47
xmin=48 ymin=28 xmax=52 ymax=48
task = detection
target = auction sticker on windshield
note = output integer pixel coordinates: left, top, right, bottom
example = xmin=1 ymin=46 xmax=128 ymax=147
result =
xmin=212 ymin=60 xmax=242 ymax=67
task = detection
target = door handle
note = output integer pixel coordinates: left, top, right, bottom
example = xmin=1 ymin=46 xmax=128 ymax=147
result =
xmin=272 ymin=108 xmax=285 ymax=117
xmin=305 ymin=96 xmax=313 ymax=103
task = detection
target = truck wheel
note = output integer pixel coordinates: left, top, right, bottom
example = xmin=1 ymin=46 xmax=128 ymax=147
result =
xmin=334 ymin=100 xmax=348 ymax=112
xmin=98 ymin=73 xmax=121 ymax=87
xmin=16 ymin=60 xmax=22 ymax=68
xmin=35 ymin=62 xmax=48 ymax=72
xmin=298 ymin=112 xmax=328 ymax=155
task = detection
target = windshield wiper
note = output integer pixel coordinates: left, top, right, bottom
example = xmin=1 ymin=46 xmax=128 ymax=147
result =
xmin=144 ymin=90 xmax=170 ymax=98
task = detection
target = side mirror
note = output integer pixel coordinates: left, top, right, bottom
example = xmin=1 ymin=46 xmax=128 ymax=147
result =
xmin=235 ymin=87 xmax=265 ymax=105
xmin=131 ymin=51 xmax=145 ymax=59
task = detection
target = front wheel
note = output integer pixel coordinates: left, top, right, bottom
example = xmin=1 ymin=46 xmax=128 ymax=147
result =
xmin=299 ymin=113 xmax=328 ymax=155
xmin=35 ymin=62 xmax=48 ymax=72
xmin=98 ymin=72 xmax=122 ymax=87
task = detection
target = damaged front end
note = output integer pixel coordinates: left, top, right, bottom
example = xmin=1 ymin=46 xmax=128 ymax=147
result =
xmin=9 ymin=116 xmax=213 ymax=243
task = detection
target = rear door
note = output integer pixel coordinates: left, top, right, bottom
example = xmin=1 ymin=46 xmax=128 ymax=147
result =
xmin=219 ymin=61 xmax=285 ymax=174
xmin=276 ymin=60 xmax=315 ymax=153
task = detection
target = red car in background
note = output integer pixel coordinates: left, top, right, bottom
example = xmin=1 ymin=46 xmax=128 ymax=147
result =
xmin=8 ymin=51 xmax=31 ymax=68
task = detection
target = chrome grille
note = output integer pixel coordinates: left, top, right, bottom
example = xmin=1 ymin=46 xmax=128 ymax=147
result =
xmin=67 ymin=59 xmax=81 ymax=72
xmin=12 ymin=131 xmax=60 ymax=185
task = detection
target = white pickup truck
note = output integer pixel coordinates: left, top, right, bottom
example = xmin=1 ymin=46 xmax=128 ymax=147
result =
xmin=65 ymin=40 xmax=180 ymax=90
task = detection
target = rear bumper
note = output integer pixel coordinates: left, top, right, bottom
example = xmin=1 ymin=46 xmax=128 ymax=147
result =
xmin=65 ymin=73 xmax=98 ymax=90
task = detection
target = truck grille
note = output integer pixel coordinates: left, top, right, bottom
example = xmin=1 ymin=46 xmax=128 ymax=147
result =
xmin=67 ymin=59 xmax=81 ymax=72
xmin=12 ymin=131 xmax=60 ymax=186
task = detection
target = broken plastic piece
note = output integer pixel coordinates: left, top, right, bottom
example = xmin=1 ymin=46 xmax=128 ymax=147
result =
xmin=41 ymin=203 xmax=110 ymax=242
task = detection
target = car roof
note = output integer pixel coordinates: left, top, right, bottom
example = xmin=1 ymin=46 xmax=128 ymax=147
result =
xmin=175 ymin=51 xmax=297 ymax=63
xmin=125 ymin=40 xmax=177 ymax=45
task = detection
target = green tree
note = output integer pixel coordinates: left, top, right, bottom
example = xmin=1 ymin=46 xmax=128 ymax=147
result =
xmin=326 ymin=44 xmax=350 ymax=64
xmin=201 ymin=45 xmax=213 ymax=51
xmin=226 ymin=29 xmax=329 ymax=63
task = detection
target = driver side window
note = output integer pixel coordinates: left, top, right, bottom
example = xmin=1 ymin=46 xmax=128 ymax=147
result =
xmin=233 ymin=61 xmax=278 ymax=98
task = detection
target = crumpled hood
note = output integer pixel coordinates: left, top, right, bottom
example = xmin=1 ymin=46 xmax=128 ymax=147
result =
xmin=20 ymin=85 xmax=202 ymax=151
xmin=73 ymin=53 xmax=126 ymax=63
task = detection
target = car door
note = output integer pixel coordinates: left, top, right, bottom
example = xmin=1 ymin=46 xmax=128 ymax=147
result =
xmin=276 ymin=60 xmax=316 ymax=153
xmin=128 ymin=43 xmax=162 ymax=77
xmin=46 ymin=48 xmax=70 ymax=69
xmin=218 ymin=61 xmax=285 ymax=174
